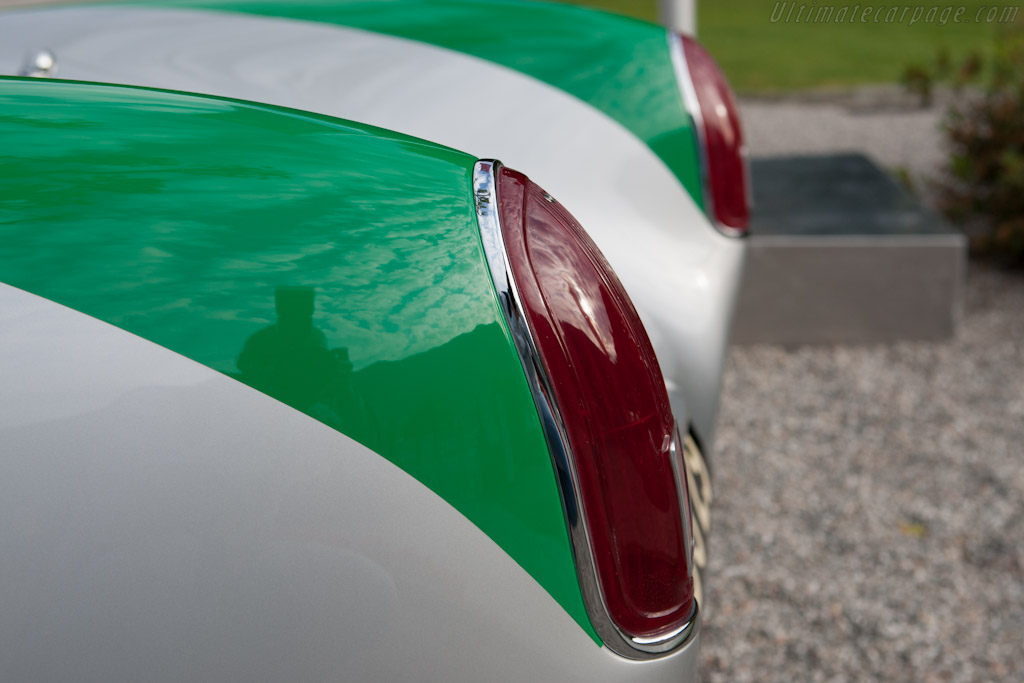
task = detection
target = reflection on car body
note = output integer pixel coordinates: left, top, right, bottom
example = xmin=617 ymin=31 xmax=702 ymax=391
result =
xmin=0 ymin=1 xmax=749 ymax=679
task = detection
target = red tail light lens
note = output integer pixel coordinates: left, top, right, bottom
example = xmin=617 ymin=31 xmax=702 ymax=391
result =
xmin=677 ymin=34 xmax=750 ymax=233
xmin=495 ymin=166 xmax=695 ymax=643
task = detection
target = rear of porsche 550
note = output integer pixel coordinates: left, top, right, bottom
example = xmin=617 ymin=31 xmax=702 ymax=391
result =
xmin=0 ymin=79 xmax=703 ymax=681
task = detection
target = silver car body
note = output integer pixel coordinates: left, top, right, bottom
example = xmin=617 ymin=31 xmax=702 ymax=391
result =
xmin=0 ymin=4 xmax=746 ymax=449
xmin=0 ymin=282 xmax=700 ymax=681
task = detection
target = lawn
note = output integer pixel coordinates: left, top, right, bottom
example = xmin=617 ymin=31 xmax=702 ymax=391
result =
xmin=549 ymin=0 xmax=1022 ymax=92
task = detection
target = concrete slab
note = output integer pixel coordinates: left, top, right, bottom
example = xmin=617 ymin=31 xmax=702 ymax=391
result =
xmin=732 ymin=154 xmax=967 ymax=344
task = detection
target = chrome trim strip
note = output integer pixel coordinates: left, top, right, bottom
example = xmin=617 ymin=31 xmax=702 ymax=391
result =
xmin=473 ymin=160 xmax=582 ymax=530
xmin=668 ymin=31 xmax=747 ymax=239
xmin=472 ymin=160 xmax=699 ymax=659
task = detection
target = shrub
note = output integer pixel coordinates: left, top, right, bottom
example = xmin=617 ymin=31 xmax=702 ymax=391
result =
xmin=941 ymin=87 xmax=1024 ymax=256
xmin=907 ymin=38 xmax=1024 ymax=259
xmin=901 ymin=63 xmax=934 ymax=107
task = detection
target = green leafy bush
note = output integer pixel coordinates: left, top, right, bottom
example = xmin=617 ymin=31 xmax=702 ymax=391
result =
xmin=912 ymin=38 xmax=1024 ymax=258
xmin=942 ymin=84 xmax=1024 ymax=256
xmin=901 ymin=63 xmax=934 ymax=107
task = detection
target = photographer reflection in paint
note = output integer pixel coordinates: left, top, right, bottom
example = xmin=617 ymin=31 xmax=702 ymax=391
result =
xmin=237 ymin=285 xmax=354 ymax=426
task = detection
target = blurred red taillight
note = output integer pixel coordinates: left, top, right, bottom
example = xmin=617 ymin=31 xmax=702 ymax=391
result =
xmin=674 ymin=33 xmax=750 ymax=234
xmin=489 ymin=165 xmax=695 ymax=646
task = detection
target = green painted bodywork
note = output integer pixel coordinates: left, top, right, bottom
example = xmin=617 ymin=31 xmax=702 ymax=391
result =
xmin=142 ymin=0 xmax=705 ymax=209
xmin=0 ymin=78 xmax=598 ymax=643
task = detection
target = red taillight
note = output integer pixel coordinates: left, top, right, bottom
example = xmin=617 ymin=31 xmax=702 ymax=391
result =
xmin=493 ymin=165 xmax=695 ymax=645
xmin=676 ymin=34 xmax=750 ymax=233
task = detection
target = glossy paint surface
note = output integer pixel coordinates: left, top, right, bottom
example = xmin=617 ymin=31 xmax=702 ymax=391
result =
xmin=0 ymin=5 xmax=747 ymax=450
xmin=0 ymin=78 xmax=594 ymax=639
xmin=0 ymin=284 xmax=702 ymax=681
xmin=146 ymin=0 xmax=704 ymax=206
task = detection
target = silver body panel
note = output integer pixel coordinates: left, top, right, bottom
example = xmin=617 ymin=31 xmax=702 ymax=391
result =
xmin=0 ymin=5 xmax=746 ymax=448
xmin=0 ymin=283 xmax=700 ymax=681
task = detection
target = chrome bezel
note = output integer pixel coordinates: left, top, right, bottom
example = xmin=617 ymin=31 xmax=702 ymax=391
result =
xmin=472 ymin=160 xmax=699 ymax=659
xmin=668 ymin=31 xmax=749 ymax=239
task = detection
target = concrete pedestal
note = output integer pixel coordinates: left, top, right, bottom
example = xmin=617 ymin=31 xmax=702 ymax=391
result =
xmin=732 ymin=154 xmax=967 ymax=344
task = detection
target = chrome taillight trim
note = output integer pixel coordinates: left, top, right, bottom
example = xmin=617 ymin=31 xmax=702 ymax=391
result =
xmin=472 ymin=159 xmax=699 ymax=659
xmin=668 ymin=31 xmax=748 ymax=239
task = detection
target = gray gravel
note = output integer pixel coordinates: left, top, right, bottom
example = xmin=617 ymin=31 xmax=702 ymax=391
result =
xmin=701 ymin=94 xmax=1024 ymax=682
xmin=740 ymin=88 xmax=946 ymax=173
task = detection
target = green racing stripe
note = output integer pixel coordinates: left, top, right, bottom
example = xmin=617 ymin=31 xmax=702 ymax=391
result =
xmin=137 ymin=0 xmax=706 ymax=210
xmin=0 ymin=77 xmax=599 ymax=643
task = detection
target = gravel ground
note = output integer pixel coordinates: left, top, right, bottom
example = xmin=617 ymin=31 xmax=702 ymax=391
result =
xmin=701 ymin=95 xmax=1024 ymax=682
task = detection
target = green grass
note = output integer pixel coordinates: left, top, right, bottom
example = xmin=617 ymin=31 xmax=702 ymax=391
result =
xmin=548 ymin=0 xmax=1022 ymax=93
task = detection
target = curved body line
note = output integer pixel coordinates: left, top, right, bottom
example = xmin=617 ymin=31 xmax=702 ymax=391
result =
xmin=0 ymin=3 xmax=747 ymax=450
xmin=0 ymin=283 xmax=703 ymax=681
xmin=0 ymin=76 xmax=594 ymax=641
